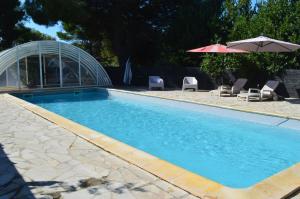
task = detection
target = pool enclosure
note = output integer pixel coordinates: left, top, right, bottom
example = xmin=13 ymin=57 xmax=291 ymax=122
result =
xmin=0 ymin=41 xmax=112 ymax=89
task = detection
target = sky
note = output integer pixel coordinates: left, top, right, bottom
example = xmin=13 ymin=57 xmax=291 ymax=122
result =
xmin=20 ymin=0 xmax=62 ymax=40
xmin=23 ymin=0 xmax=259 ymax=41
xmin=25 ymin=19 xmax=63 ymax=40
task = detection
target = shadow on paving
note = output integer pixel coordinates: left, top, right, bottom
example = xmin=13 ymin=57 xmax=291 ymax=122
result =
xmin=27 ymin=177 xmax=148 ymax=198
xmin=283 ymin=187 xmax=300 ymax=199
xmin=0 ymin=144 xmax=147 ymax=199
xmin=285 ymin=98 xmax=300 ymax=105
xmin=0 ymin=144 xmax=35 ymax=199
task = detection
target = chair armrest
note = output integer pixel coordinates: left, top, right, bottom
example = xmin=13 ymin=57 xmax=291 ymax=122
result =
xmin=220 ymin=85 xmax=231 ymax=90
xmin=261 ymin=89 xmax=272 ymax=93
xmin=248 ymin=88 xmax=260 ymax=93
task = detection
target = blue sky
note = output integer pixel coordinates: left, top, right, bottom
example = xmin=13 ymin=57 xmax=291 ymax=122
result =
xmin=20 ymin=0 xmax=62 ymax=40
xmin=25 ymin=19 xmax=63 ymax=40
xmin=23 ymin=0 xmax=258 ymax=40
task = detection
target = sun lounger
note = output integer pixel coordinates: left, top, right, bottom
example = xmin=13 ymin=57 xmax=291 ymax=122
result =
xmin=219 ymin=78 xmax=248 ymax=96
xmin=260 ymin=80 xmax=280 ymax=100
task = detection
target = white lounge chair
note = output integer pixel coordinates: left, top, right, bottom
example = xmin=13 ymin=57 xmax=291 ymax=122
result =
xmin=182 ymin=77 xmax=198 ymax=91
xmin=149 ymin=76 xmax=164 ymax=90
xmin=237 ymin=80 xmax=280 ymax=101
xmin=219 ymin=78 xmax=248 ymax=96
xmin=260 ymin=80 xmax=280 ymax=100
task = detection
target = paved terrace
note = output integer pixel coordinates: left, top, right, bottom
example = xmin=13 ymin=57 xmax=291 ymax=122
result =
xmin=119 ymin=88 xmax=300 ymax=120
xmin=0 ymin=94 xmax=197 ymax=199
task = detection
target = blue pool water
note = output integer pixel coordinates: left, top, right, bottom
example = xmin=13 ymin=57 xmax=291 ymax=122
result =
xmin=17 ymin=89 xmax=300 ymax=188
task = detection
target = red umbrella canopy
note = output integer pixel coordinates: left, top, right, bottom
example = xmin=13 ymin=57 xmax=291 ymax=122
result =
xmin=187 ymin=44 xmax=248 ymax=53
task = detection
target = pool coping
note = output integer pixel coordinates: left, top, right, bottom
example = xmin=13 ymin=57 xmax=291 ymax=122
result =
xmin=3 ymin=91 xmax=300 ymax=199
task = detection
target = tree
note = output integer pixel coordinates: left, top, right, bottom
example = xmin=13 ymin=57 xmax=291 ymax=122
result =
xmin=25 ymin=0 xmax=173 ymax=67
xmin=0 ymin=0 xmax=24 ymax=49
xmin=201 ymin=0 xmax=300 ymax=87
xmin=250 ymin=0 xmax=300 ymax=73
xmin=0 ymin=0 xmax=54 ymax=51
xmin=161 ymin=0 xmax=224 ymax=67
xmin=15 ymin=26 xmax=54 ymax=43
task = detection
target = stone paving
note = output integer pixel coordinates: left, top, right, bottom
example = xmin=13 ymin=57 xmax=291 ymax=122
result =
xmin=121 ymin=88 xmax=300 ymax=119
xmin=0 ymin=95 xmax=198 ymax=199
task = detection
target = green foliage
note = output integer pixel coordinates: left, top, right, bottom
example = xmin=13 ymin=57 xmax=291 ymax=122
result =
xmin=201 ymin=55 xmax=226 ymax=81
xmin=15 ymin=26 xmax=54 ymax=43
xmin=24 ymin=0 xmax=86 ymax=26
xmin=25 ymin=0 xmax=182 ymax=69
xmin=199 ymin=0 xmax=300 ymax=85
xmin=201 ymin=54 xmax=243 ymax=79
xmin=0 ymin=0 xmax=54 ymax=51
xmin=161 ymin=0 xmax=224 ymax=67
xmin=0 ymin=0 xmax=24 ymax=49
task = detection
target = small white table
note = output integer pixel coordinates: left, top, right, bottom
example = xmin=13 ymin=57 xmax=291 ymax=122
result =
xmin=237 ymin=91 xmax=261 ymax=101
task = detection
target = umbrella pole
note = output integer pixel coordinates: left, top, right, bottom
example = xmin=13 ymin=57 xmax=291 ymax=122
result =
xmin=221 ymin=55 xmax=225 ymax=85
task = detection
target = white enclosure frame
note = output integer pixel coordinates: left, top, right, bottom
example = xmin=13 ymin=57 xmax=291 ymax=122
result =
xmin=0 ymin=40 xmax=112 ymax=89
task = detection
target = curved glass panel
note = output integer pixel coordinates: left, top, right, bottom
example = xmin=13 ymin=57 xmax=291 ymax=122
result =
xmin=0 ymin=71 xmax=6 ymax=87
xmin=81 ymin=63 xmax=96 ymax=86
xmin=7 ymin=63 xmax=18 ymax=88
xmin=62 ymin=57 xmax=79 ymax=86
xmin=43 ymin=54 xmax=60 ymax=88
xmin=26 ymin=56 xmax=41 ymax=88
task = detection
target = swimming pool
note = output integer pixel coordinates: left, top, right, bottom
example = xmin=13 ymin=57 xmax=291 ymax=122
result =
xmin=15 ymin=89 xmax=300 ymax=188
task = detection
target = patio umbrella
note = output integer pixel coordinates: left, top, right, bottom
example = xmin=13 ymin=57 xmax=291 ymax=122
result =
xmin=187 ymin=44 xmax=247 ymax=53
xmin=187 ymin=44 xmax=248 ymax=84
xmin=123 ymin=57 xmax=132 ymax=85
xmin=227 ymin=36 xmax=300 ymax=52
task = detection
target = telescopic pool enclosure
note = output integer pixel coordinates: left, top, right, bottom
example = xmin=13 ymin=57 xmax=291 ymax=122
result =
xmin=0 ymin=41 xmax=112 ymax=90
